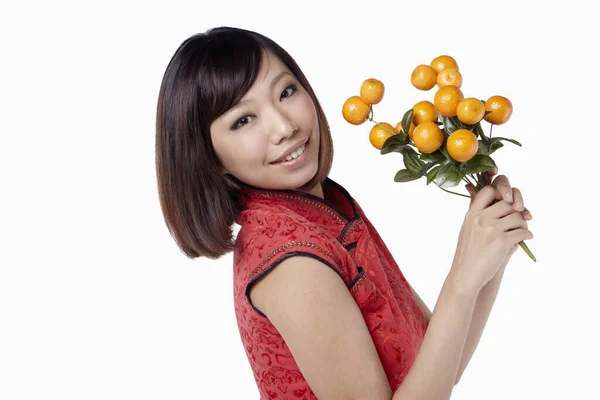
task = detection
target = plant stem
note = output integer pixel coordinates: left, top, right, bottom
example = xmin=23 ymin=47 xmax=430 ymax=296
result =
xmin=519 ymin=241 xmax=537 ymax=262
xmin=489 ymin=124 xmax=494 ymax=139
xmin=369 ymin=106 xmax=400 ymax=136
xmin=369 ymin=119 xmax=398 ymax=136
xmin=436 ymin=185 xmax=471 ymax=198
xmin=464 ymin=175 xmax=478 ymax=188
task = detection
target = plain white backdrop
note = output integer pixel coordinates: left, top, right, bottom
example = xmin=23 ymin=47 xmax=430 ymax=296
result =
xmin=1 ymin=0 xmax=598 ymax=398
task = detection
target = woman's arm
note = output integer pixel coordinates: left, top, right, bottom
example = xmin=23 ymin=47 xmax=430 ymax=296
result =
xmin=409 ymin=262 xmax=507 ymax=385
xmin=411 ymin=168 xmax=532 ymax=384
xmin=454 ymin=261 xmax=507 ymax=384
xmin=390 ymin=269 xmax=477 ymax=400
xmin=250 ymin=256 xmax=393 ymax=400
xmin=251 ymin=256 xmax=479 ymax=400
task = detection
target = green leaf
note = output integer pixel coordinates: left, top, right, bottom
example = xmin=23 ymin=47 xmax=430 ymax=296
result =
xmin=421 ymin=161 xmax=437 ymax=176
xmin=434 ymin=162 xmax=464 ymax=188
xmin=420 ymin=150 xmax=446 ymax=164
xmin=491 ymin=137 xmax=522 ymax=147
xmin=442 ymin=116 xmax=459 ymax=134
xmin=489 ymin=141 xmax=504 ymax=154
xmin=451 ymin=116 xmax=467 ymax=129
xmin=484 ymin=110 xmax=493 ymax=116
xmin=401 ymin=109 xmax=414 ymax=136
xmin=403 ymin=147 xmax=425 ymax=176
xmin=473 ymin=122 xmax=490 ymax=146
xmin=426 ymin=165 xmax=441 ymax=185
xmin=381 ymin=143 xmax=410 ymax=155
xmin=462 ymin=155 xmax=497 ymax=174
xmin=476 ymin=140 xmax=504 ymax=155
xmin=380 ymin=133 xmax=409 ymax=155
xmin=439 ymin=146 xmax=456 ymax=164
xmin=394 ymin=169 xmax=420 ymax=182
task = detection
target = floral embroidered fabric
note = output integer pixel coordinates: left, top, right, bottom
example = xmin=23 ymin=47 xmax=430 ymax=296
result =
xmin=233 ymin=177 xmax=428 ymax=399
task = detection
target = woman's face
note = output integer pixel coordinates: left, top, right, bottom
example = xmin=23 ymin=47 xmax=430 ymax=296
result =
xmin=210 ymin=51 xmax=321 ymax=193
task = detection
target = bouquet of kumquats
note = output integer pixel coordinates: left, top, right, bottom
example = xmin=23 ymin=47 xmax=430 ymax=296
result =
xmin=341 ymin=55 xmax=536 ymax=262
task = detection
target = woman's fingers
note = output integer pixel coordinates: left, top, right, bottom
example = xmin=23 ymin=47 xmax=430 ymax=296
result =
xmin=467 ymin=174 xmax=532 ymax=220
xmin=488 ymin=199 xmax=516 ymax=219
xmin=499 ymin=211 xmax=528 ymax=232
xmin=469 ymin=185 xmax=498 ymax=211
xmin=511 ymin=187 xmax=525 ymax=211
xmin=491 ymin=174 xmax=513 ymax=203
xmin=506 ymin=228 xmax=534 ymax=243
xmin=466 ymin=184 xmax=476 ymax=198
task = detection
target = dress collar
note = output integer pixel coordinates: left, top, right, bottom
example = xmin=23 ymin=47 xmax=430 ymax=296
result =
xmin=232 ymin=175 xmax=358 ymax=225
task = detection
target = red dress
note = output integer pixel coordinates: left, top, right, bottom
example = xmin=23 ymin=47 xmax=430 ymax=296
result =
xmin=233 ymin=177 xmax=428 ymax=399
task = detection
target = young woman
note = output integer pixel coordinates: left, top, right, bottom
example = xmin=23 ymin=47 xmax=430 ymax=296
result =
xmin=155 ymin=26 xmax=533 ymax=400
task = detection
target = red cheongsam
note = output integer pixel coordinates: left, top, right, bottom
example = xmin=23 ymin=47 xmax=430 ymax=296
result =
xmin=233 ymin=176 xmax=428 ymax=399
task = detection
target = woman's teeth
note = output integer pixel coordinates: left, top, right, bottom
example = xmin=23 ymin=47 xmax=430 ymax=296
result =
xmin=280 ymin=143 xmax=306 ymax=162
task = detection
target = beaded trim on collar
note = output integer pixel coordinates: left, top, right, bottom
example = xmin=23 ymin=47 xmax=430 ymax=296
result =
xmin=230 ymin=175 xmax=358 ymax=223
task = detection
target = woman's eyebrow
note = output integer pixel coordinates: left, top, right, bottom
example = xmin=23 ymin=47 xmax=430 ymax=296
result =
xmin=226 ymin=71 xmax=294 ymax=115
xmin=269 ymin=71 xmax=293 ymax=89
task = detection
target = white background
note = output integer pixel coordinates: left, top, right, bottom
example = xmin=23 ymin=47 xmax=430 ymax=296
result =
xmin=1 ymin=0 xmax=598 ymax=398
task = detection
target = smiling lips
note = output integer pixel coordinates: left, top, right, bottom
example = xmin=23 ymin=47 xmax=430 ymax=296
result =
xmin=271 ymin=139 xmax=308 ymax=164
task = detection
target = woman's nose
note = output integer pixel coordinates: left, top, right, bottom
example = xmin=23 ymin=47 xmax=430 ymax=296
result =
xmin=267 ymin=108 xmax=299 ymax=144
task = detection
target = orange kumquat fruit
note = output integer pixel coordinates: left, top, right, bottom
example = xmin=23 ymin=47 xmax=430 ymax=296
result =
xmin=412 ymin=121 xmax=444 ymax=154
xmin=342 ymin=95 xmax=371 ymax=125
xmin=369 ymin=122 xmax=398 ymax=150
xmin=430 ymin=55 xmax=459 ymax=74
xmin=483 ymin=95 xmax=513 ymax=125
xmin=456 ymin=98 xmax=485 ymax=125
xmin=433 ymin=85 xmax=464 ymax=117
xmin=360 ymin=78 xmax=385 ymax=105
xmin=411 ymin=64 xmax=437 ymax=91
xmin=446 ymin=129 xmax=479 ymax=162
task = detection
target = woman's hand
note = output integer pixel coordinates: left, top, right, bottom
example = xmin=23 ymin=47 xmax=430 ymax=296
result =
xmin=465 ymin=168 xmax=533 ymax=263
xmin=465 ymin=167 xmax=532 ymax=221
xmin=450 ymin=168 xmax=534 ymax=293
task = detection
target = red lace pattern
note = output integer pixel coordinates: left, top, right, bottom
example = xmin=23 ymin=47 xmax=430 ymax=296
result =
xmin=233 ymin=178 xmax=428 ymax=398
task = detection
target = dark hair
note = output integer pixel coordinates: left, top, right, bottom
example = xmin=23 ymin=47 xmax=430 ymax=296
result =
xmin=155 ymin=26 xmax=334 ymax=260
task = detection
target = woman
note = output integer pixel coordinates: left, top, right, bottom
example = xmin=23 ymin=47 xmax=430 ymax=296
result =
xmin=155 ymin=26 xmax=533 ymax=399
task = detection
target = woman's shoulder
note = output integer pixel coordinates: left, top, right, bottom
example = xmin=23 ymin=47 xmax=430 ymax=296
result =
xmin=234 ymin=207 xmax=352 ymax=281
xmin=235 ymin=205 xmax=331 ymax=247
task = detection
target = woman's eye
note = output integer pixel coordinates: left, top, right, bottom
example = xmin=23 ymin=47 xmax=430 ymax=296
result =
xmin=231 ymin=115 xmax=253 ymax=130
xmin=230 ymin=85 xmax=297 ymax=130
xmin=280 ymin=84 xmax=297 ymax=100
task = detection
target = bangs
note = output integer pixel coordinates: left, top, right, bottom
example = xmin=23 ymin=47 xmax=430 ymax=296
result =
xmin=195 ymin=33 xmax=263 ymax=123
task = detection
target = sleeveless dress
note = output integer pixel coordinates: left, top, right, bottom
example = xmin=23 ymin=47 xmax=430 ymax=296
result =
xmin=233 ymin=176 xmax=428 ymax=399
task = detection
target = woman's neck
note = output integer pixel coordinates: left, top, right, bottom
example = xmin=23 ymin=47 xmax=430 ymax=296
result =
xmin=308 ymin=183 xmax=324 ymax=199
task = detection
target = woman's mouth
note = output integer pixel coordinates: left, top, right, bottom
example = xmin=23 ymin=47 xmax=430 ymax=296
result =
xmin=270 ymin=139 xmax=310 ymax=168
